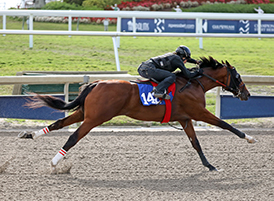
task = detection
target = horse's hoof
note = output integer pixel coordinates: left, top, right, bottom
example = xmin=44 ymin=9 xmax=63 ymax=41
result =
xmin=207 ymin=164 xmax=217 ymax=171
xmin=18 ymin=131 xmax=33 ymax=139
xmin=245 ymin=135 xmax=257 ymax=143
xmin=247 ymin=138 xmax=257 ymax=143
xmin=50 ymin=161 xmax=57 ymax=174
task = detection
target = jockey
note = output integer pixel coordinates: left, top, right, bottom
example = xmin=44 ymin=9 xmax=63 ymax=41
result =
xmin=138 ymin=45 xmax=202 ymax=99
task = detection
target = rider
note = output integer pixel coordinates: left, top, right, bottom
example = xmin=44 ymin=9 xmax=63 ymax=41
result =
xmin=138 ymin=45 xmax=202 ymax=99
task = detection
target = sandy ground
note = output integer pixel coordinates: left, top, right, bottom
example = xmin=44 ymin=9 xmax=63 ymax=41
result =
xmin=0 ymin=127 xmax=273 ymax=201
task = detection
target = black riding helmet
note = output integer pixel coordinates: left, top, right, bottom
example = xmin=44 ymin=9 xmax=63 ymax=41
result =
xmin=175 ymin=45 xmax=191 ymax=59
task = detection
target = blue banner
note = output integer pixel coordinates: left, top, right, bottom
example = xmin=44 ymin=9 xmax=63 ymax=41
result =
xmin=249 ymin=20 xmax=274 ymax=34
xmin=121 ymin=18 xmax=274 ymax=34
xmin=203 ymin=19 xmax=274 ymax=34
xmin=121 ymin=18 xmax=195 ymax=33
xmin=220 ymin=95 xmax=274 ymax=119
xmin=0 ymin=95 xmax=65 ymax=120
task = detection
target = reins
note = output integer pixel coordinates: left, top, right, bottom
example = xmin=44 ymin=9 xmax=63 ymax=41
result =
xmin=179 ymin=64 xmax=242 ymax=97
xmin=201 ymin=72 xmax=227 ymax=88
xmin=199 ymin=65 xmax=239 ymax=93
xmin=179 ymin=66 xmax=232 ymax=93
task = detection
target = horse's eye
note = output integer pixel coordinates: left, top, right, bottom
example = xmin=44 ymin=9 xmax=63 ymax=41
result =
xmin=236 ymin=74 xmax=239 ymax=79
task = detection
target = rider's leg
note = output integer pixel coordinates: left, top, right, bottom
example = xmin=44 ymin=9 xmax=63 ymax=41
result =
xmin=138 ymin=62 xmax=175 ymax=99
xmin=153 ymin=69 xmax=176 ymax=93
xmin=149 ymin=68 xmax=176 ymax=99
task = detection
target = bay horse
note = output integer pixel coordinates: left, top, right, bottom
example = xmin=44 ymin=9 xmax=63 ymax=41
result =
xmin=23 ymin=56 xmax=256 ymax=173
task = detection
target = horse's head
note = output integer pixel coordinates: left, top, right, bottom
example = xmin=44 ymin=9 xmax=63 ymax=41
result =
xmin=221 ymin=60 xmax=250 ymax=101
xmin=199 ymin=57 xmax=250 ymax=101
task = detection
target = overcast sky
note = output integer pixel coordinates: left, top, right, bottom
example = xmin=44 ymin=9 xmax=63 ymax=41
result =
xmin=0 ymin=1 xmax=58 ymax=9
xmin=0 ymin=0 xmax=22 ymax=9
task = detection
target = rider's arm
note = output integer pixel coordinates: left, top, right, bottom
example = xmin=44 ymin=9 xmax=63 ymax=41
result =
xmin=187 ymin=58 xmax=199 ymax=64
xmin=172 ymin=56 xmax=192 ymax=78
xmin=173 ymin=56 xmax=202 ymax=78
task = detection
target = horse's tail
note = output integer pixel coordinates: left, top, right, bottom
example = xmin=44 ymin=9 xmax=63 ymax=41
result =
xmin=26 ymin=83 xmax=97 ymax=111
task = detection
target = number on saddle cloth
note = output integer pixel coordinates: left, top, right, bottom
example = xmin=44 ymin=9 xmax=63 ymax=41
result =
xmin=136 ymin=81 xmax=175 ymax=106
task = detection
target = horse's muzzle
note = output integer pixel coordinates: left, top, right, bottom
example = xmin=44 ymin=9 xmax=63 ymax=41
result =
xmin=239 ymin=88 xmax=250 ymax=101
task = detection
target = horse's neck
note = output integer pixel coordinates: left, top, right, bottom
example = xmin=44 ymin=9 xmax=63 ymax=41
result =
xmin=201 ymin=68 xmax=227 ymax=92
xmin=200 ymin=77 xmax=219 ymax=92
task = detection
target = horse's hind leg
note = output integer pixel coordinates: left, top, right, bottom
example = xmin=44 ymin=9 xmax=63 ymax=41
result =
xmin=180 ymin=120 xmax=217 ymax=171
xmin=31 ymin=109 xmax=84 ymax=140
xmin=50 ymin=118 xmax=97 ymax=173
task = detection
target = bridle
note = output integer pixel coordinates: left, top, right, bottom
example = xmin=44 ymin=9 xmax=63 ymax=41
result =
xmin=199 ymin=64 xmax=245 ymax=97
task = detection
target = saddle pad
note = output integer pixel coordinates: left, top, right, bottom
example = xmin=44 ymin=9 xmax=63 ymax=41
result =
xmin=137 ymin=82 xmax=174 ymax=106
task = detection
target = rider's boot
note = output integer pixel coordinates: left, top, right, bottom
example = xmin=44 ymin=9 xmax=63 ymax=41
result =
xmin=152 ymin=87 xmax=171 ymax=100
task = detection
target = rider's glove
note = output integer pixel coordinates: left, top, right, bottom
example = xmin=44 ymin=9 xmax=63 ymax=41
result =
xmin=196 ymin=60 xmax=202 ymax=65
xmin=198 ymin=68 xmax=203 ymax=74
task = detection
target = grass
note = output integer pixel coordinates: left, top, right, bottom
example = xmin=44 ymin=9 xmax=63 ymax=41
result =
xmin=0 ymin=18 xmax=273 ymax=126
xmin=1 ymin=35 xmax=273 ymax=76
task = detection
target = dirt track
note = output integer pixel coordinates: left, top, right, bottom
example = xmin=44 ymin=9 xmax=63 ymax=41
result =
xmin=0 ymin=129 xmax=273 ymax=201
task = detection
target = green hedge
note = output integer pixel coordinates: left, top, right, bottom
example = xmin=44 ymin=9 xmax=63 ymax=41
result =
xmin=42 ymin=1 xmax=102 ymax=10
xmin=82 ymin=0 xmax=122 ymax=9
xmin=42 ymin=1 xmax=274 ymax=13
xmin=184 ymin=4 xmax=274 ymax=13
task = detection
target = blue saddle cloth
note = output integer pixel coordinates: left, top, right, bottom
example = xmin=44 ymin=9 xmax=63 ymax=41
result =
xmin=137 ymin=83 xmax=174 ymax=106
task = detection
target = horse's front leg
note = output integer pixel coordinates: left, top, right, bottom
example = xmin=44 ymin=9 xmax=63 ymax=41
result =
xmin=179 ymin=120 xmax=217 ymax=171
xmin=197 ymin=110 xmax=257 ymax=143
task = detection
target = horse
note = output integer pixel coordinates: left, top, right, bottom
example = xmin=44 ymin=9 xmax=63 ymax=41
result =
xmin=22 ymin=56 xmax=256 ymax=173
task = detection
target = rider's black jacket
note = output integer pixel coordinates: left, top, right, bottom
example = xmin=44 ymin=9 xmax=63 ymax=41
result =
xmin=150 ymin=53 xmax=197 ymax=79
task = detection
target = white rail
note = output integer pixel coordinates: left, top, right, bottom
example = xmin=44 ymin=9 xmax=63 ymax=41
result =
xmin=0 ymin=74 xmax=139 ymax=103
xmin=0 ymin=74 xmax=273 ymax=107
xmin=1 ymin=30 xmax=274 ymax=38
xmin=2 ymin=74 xmax=271 ymax=85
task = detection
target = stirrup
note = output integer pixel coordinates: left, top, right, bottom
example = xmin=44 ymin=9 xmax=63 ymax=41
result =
xmin=153 ymin=91 xmax=171 ymax=100
xmin=152 ymin=87 xmax=170 ymax=100
xmin=162 ymin=93 xmax=171 ymax=100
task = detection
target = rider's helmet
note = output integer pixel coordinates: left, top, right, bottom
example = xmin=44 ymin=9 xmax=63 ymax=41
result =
xmin=175 ymin=45 xmax=191 ymax=59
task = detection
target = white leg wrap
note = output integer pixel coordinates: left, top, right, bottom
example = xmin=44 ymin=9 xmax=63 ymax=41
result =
xmin=51 ymin=148 xmax=66 ymax=166
xmin=33 ymin=127 xmax=50 ymax=140
xmin=245 ymin=134 xmax=257 ymax=143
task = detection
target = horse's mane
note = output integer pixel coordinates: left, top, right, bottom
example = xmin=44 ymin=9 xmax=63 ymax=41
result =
xmin=175 ymin=56 xmax=223 ymax=78
xmin=199 ymin=56 xmax=223 ymax=69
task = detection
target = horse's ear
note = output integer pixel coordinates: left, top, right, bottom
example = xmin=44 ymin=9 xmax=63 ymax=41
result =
xmin=225 ymin=60 xmax=234 ymax=69
xmin=222 ymin=60 xmax=225 ymax=64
